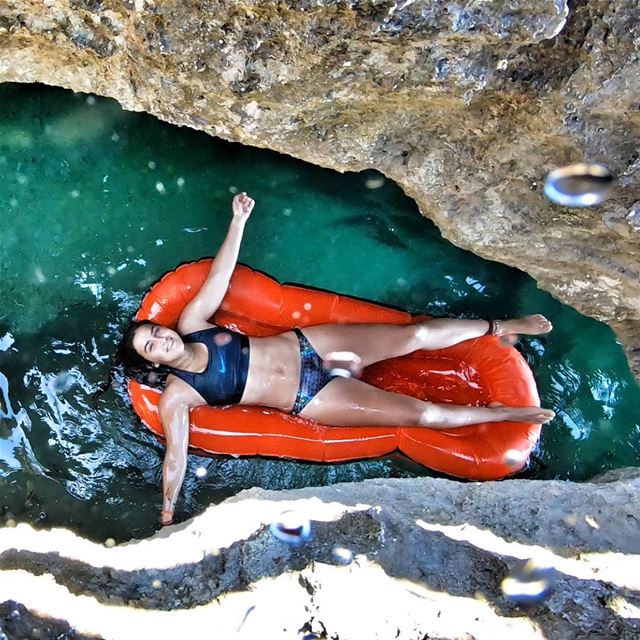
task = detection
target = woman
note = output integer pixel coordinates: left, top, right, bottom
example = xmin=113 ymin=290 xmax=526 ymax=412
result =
xmin=111 ymin=193 xmax=555 ymax=525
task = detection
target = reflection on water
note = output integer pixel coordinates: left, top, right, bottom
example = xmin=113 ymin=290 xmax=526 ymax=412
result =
xmin=1 ymin=334 xmax=32 ymax=475
xmin=0 ymin=83 xmax=639 ymax=541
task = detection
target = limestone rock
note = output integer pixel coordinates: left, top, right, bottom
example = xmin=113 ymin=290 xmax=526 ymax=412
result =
xmin=0 ymin=1 xmax=638 ymax=377
xmin=1 ymin=472 xmax=640 ymax=639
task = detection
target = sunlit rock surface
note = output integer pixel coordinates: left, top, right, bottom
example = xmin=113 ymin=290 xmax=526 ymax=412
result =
xmin=0 ymin=0 xmax=638 ymax=378
xmin=1 ymin=471 xmax=639 ymax=639
xmin=1 ymin=5 xmax=638 ymax=637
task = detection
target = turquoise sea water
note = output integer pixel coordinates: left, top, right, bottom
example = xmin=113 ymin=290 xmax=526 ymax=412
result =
xmin=0 ymin=83 xmax=638 ymax=542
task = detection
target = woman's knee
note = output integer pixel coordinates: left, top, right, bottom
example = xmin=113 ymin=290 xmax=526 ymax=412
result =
xmin=393 ymin=397 xmax=433 ymax=426
xmin=399 ymin=323 xmax=424 ymax=353
xmin=418 ymin=401 xmax=444 ymax=427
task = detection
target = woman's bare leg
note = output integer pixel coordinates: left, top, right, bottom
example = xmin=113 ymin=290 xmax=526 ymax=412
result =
xmin=301 ymin=314 xmax=552 ymax=368
xmin=300 ymin=378 xmax=555 ymax=428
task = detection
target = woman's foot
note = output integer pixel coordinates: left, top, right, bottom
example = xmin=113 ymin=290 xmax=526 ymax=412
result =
xmin=495 ymin=314 xmax=553 ymax=336
xmin=489 ymin=401 xmax=555 ymax=424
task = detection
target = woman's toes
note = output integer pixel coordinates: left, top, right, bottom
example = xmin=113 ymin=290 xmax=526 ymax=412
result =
xmin=522 ymin=314 xmax=553 ymax=335
xmin=536 ymin=314 xmax=552 ymax=330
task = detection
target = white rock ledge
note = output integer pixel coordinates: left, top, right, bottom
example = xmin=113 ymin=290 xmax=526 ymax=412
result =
xmin=1 ymin=470 xmax=639 ymax=639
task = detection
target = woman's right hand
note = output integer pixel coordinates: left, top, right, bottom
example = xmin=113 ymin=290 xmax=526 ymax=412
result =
xmin=232 ymin=192 xmax=255 ymax=222
xmin=160 ymin=509 xmax=174 ymax=526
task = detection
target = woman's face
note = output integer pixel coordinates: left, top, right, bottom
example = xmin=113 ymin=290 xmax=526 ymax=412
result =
xmin=132 ymin=324 xmax=184 ymax=365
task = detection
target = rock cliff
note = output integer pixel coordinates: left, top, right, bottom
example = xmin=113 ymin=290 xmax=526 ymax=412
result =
xmin=0 ymin=0 xmax=638 ymax=377
xmin=1 ymin=471 xmax=639 ymax=639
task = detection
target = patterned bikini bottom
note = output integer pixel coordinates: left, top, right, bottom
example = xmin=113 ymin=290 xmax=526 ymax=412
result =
xmin=290 ymin=328 xmax=334 ymax=415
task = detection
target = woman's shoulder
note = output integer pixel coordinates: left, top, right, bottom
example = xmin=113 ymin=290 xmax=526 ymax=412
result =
xmin=161 ymin=374 xmax=206 ymax=409
xmin=176 ymin=317 xmax=215 ymax=336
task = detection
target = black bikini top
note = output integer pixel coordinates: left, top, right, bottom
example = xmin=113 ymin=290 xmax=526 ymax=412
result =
xmin=168 ymin=327 xmax=250 ymax=405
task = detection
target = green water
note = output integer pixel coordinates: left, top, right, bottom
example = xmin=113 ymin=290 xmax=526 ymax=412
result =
xmin=0 ymin=83 xmax=638 ymax=542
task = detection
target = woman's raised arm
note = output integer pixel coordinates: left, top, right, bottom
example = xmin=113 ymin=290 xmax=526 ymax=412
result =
xmin=178 ymin=192 xmax=255 ymax=334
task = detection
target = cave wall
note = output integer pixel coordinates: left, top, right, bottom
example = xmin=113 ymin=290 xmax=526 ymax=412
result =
xmin=0 ymin=0 xmax=638 ymax=378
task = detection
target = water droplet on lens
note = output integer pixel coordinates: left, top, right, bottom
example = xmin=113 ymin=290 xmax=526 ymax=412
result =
xmin=195 ymin=466 xmax=207 ymax=478
xmin=501 ymin=558 xmax=555 ymax=605
xmin=105 ymin=538 xmax=116 ymax=548
xmin=333 ymin=546 xmax=353 ymax=563
xmin=213 ymin=332 xmax=232 ymax=347
xmin=85 ymin=95 xmax=96 ymax=105
xmin=177 ymin=176 xmax=185 ymax=187
xmin=33 ymin=265 xmax=47 ymax=284
xmin=498 ymin=334 xmax=517 ymax=348
xmin=322 ymin=351 xmax=363 ymax=378
xmin=563 ymin=513 xmax=577 ymax=527
xmin=147 ymin=160 xmax=156 ymax=170
xmin=151 ymin=579 xmax=162 ymax=589
xmin=503 ymin=449 xmax=526 ymax=467
xmin=544 ymin=163 xmax=613 ymax=207
xmin=52 ymin=371 xmax=73 ymax=393
xmin=269 ymin=511 xmax=311 ymax=545
xmin=365 ymin=175 xmax=385 ymax=189
xmin=155 ymin=181 xmax=166 ymax=194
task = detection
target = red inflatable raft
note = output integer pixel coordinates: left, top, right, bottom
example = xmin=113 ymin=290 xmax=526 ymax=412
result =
xmin=129 ymin=259 xmax=542 ymax=480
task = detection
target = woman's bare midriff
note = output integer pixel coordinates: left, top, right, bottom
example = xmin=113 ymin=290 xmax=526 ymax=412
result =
xmin=240 ymin=331 xmax=301 ymax=411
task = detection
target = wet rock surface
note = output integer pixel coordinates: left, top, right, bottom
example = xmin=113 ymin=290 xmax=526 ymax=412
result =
xmin=0 ymin=0 xmax=638 ymax=378
xmin=1 ymin=471 xmax=640 ymax=639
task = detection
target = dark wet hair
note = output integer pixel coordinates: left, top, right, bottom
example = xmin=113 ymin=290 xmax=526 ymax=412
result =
xmin=92 ymin=319 xmax=170 ymax=404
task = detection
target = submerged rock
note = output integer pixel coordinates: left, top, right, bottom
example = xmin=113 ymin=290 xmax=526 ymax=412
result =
xmin=0 ymin=0 xmax=638 ymax=379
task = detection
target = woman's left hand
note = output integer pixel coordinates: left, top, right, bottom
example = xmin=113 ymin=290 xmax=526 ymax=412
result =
xmin=232 ymin=192 xmax=255 ymax=222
